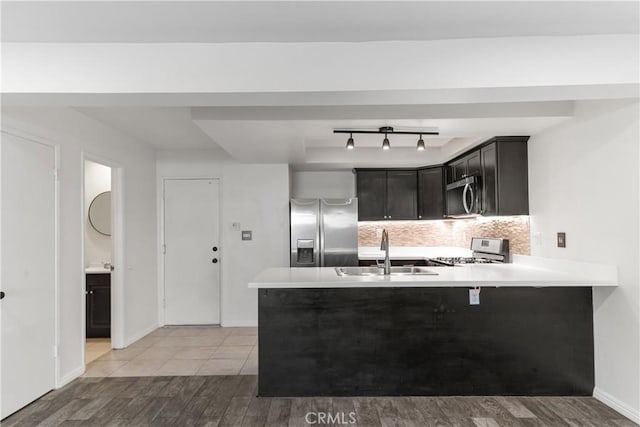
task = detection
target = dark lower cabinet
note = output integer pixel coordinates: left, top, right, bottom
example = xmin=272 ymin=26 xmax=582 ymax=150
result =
xmin=86 ymin=273 xmax=111 ymax=338
xmin=259 ymin=287 xmax=594 ymax=397
xmin=359 ymin=259 xmax=428 ymax=267
xmin=418 ymin=167 xmax=445 ymax=219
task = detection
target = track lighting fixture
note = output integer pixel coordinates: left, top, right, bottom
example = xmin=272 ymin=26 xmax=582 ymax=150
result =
xmin=334 ymin=126 xmax=438 ymax=150
xmin=382 ymin=134 xmax=390 ymax=150
xmin=346 ymin=133 xmax=354 ymax=150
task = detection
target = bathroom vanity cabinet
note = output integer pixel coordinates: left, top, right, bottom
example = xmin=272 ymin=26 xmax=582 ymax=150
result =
xmin=86 ymin=273 xmax=111 ymax=338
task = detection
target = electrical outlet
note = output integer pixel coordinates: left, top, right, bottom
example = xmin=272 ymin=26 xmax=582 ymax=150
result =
xmin=469 ymin=289 xmax=480 ymax=305
xmin=557 ymin=232 xmax=566 ymax=248
xmin=376 ymin=229 xmax=383 ymax=238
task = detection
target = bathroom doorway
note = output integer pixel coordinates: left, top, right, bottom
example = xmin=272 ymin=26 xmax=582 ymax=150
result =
xmin=84 ymin=160 xmax=113 ymax=363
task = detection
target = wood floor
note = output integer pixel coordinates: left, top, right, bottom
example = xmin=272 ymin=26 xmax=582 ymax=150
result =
xmin=2 ymin=375 xmax=636 ymax=427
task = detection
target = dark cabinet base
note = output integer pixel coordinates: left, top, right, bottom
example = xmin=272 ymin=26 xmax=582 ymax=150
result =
xmin=86 ymin=273 xmax=111 ymax=338
xmin=258 ymin=287 xmax=594 ymax=397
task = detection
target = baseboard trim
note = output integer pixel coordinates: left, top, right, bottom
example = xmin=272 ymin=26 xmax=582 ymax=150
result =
xmin=221 ymin=320 xmax=258 ymax=327
xmin=594 ymin=387 xmax=640 ymax=424
xmin=57 ymin=365 xmax=85 ymax=389
xmin=122 ymin=323 xmax=158 ymax=348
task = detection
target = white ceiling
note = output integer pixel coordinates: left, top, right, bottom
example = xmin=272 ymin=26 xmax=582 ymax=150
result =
xmin=6 ymin=2 xmax=637 ymax=170
xmin=2 ymin=1 xmax=638 ymax=43
xmin=76 ymin=104 xmax=573 ymax=169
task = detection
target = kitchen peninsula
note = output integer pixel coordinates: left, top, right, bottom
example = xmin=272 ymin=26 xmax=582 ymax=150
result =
xmin=250 ymin=258 xmax=617 ymax=397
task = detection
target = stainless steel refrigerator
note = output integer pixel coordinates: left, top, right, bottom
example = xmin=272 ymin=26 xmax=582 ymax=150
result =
xmin=290 ymin=198 xmax=358 ymax=267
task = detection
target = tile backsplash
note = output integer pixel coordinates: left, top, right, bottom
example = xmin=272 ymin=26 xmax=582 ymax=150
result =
xmin=359 ymin=216 xmax=530 ymax=255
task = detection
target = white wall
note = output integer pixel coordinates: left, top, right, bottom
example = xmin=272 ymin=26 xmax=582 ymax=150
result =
xmin=1 ymin=107 xmax=158 ymax=385
xmin=156 ymin=150 xmax=289 ymax=326
xmin=290 ymin=171 xmax=355 ymax=199
xmin=528 ymin=99 xmax=639 ymax=422
xmin=84 ymin=160 xmax=111 ymax=267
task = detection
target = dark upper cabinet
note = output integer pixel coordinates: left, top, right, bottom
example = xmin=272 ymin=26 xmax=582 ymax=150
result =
xmin=466 ymin=150 xmax=481 ymax=177
xmin=86 ymin=273 xmax=111 ymax=338
xmin=480 ymin=143 xmax=497 ymax=215
xmin=357 ymin=136 xmax=528 ymax=220
xmin=386 ymin=170 xmax=418 ymax=220
xmin=448 ymin=149 xmax=481 ymax=183
xmin=449 ymin=158 xmax=465 ymax=183
xmin=480 ymin=137 xmax=529 ymax=216
xmin=418 ymin=167 xmax=445 ymax=220
xmin=356 ymin=170 xmax=387 ymax=220
xmin=356 ymin=169 xmax=417 ymax=220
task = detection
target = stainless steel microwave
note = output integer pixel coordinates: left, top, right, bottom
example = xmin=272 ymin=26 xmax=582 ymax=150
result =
xmin=446 ymin=176 xmax=480 ymax=218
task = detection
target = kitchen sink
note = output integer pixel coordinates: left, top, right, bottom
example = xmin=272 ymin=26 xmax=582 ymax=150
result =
xmin=335 ymin=266 xmax=438 ymax=276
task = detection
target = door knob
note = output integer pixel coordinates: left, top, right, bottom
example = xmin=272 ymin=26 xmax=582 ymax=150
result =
xmin=212 ymin=258 xmax=218 ymax=263
xmin=212 ymin=246 xmax=218 ymax=252
xmin=0 ymin=291 xmax=5 ymax=299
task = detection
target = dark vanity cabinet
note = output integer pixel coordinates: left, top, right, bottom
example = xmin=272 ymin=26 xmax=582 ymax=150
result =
xmin=86 ymin=273 xmax=111 ymax=338
xmin=479 ymin=137 xmax=529 ymax=216
xmin=356 ymin=169 xmax=417 ymax=220
xmin=418 ymin=167 xmax=445 ymax=219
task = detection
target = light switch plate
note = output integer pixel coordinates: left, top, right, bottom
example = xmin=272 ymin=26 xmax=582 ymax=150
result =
xmin=557 ymin=232 xmax=566 ymax=248
xmin=231 ymin=222 xmax=241 ymax=231
xmin=241 ymin=230 xmax=252 ymax=241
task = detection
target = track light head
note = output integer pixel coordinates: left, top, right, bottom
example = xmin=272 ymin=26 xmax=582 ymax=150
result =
xmin=382 ymin=134 xmax=390 ymax=150
xmin=346 ymin=134 xmax=354 ymax=150
xmin=417 ymin=135 xmax=425 ymax=151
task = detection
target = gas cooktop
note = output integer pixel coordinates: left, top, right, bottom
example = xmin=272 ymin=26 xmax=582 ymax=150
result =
xmin=431 ymin=257 xmax=500 ymax=266
xmin=429 ymin=237 xmax=510 ymax=266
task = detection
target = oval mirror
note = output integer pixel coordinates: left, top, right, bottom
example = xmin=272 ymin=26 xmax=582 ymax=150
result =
xmin=88 ymin=191 xmax=111 ymax=236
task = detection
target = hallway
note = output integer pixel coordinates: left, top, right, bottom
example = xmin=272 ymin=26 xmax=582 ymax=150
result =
xmin=84 ymin=326 xmax=257 ymax=377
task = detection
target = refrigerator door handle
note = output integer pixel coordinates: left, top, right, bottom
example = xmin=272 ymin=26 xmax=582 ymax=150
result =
xmin=321 ymin=198 xmax=354 ymax=206
xmin=319 ymin=206 xmax=325 ymax=267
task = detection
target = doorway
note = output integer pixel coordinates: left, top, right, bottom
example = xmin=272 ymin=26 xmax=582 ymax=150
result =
xmin=1 ymin=132 xmax=56 ymax=418
xmin=83 ymin=160 xmax=114 ymax=365
xmin=163 ymin=179 xmax=221 ymax=325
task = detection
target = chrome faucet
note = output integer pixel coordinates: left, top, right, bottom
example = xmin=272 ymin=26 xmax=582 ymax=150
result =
xmin=379 ymin=229 xmax=391 ymax=275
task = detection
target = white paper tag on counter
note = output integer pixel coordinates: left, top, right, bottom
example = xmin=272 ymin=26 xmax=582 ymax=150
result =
xmin=469 ymin=289 xmax=480 ymax=305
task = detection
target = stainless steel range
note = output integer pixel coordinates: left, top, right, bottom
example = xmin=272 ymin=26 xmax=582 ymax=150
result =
xmin=431 ymin=237 xmax=510 ymax=266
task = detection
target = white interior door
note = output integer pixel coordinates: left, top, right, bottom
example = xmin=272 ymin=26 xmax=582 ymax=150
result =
xmin=1 ymin=133 xmax=56 ymax=419
xmin=164 ymin=179 xmax=220 ymax=325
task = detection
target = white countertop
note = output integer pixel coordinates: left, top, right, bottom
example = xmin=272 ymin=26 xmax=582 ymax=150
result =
xmin=85 ymin=267 xmax=111 ymax=274
xmin=249 ymin=255 xmax=618 ymax=289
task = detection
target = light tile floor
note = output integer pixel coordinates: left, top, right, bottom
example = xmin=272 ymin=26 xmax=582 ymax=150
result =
xmin=85 ymin=338 xmax=111 ymax=364
xmin=83 ymin=326 xmax=258 ymax=377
